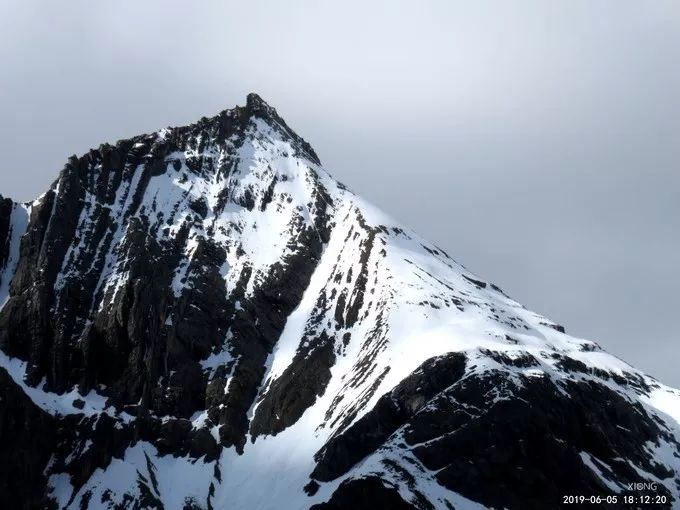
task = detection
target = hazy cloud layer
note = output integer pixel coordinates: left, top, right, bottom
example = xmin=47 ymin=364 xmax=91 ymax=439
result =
xmin=1 ymin=1 xmax=678 ymax=384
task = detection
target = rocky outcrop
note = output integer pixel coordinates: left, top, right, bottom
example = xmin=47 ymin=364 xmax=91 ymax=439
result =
xmin=212 ymin=225 xmax=329 ymax=452
xmin=0 ymin=368 xmax=56 ymax=510
xmin=311 ymin=353 xmax=467 ymax=482
xmin=0 ymin=196 xmax=13 ymax=271
xmin=312 ymin=358 xmax=679 ymax=509
xmin=311 ymin=477 xmax=416 ymax=510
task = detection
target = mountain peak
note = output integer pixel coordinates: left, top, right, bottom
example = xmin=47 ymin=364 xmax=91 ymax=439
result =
xmin=245 ymin=91 xmax=272 ymax=111
xmin=241 ymin=92 xmax=321 ymax=165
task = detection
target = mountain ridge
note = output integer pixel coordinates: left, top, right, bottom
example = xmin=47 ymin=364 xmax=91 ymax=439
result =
xmin=0 ymin=94 xmax=679 ymax=509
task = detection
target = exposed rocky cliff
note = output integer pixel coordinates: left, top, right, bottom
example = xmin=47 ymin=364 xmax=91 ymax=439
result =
xmin=0 ymin=94 xmax=679 ymax=509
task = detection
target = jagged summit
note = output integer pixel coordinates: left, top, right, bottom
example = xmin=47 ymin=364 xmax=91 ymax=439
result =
xmin=0 ymin=98 xmax=679 ymax=510
xmin=166 ymin=92 xmax=321 ymax=166
xmin=187 ymin=92 xmax=287 ymax=135
xmin=244 ymin=91 xmax=278 ymax=116
xmin=51 ymin=93 xmax=318 ymax=196
xmin=246 ymin=91 xmax=268 ymax=107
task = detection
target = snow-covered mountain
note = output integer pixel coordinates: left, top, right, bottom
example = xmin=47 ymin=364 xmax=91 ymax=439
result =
xmin=1 ymin=94 xmax=679 ymax=510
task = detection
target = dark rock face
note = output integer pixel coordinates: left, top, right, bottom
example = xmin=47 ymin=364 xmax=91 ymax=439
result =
xmin=311 ymin=476 xmax=416 ymax=510
xmin=0 ymin=368 xmax=56 ymax=510
xmin=250 ymin=329 xmax=336 ymax=438
xmin=313 ymin=358 xmax=679 ymax=509
xmin=0 ymin=94 xmax=679 ymax=509
xmin=411 ymin=373 xmax=675 ymax=509
xmin=312 ymin=353 xmax=467 ymax=482
xmin=0 ymin=95 xmax=330 ymax=426
xmin=0 ymin=190 xmax=57 ymax=368
xmin=0 ymin=196 xmax=13 ymax=271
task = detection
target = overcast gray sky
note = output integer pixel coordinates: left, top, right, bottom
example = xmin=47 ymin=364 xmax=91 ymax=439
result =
xmin=1 ymin=1 xmax=678 ymax=385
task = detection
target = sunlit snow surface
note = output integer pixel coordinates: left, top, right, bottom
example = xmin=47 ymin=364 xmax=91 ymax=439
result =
xmin=0 ymin=107 xmax=678 ymax=510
